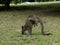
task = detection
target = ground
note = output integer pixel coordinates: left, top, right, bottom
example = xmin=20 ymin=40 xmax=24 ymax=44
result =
xmin=0 ymin=9 xmax=60 ymax=45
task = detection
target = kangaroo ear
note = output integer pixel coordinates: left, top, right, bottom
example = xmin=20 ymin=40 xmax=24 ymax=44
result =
xmin=22 ymin=26 xmax=23 ymax=29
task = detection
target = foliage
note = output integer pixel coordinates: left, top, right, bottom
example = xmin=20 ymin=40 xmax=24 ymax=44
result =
xmin=13 ymin=0 xmax=21 ymax=4
xmin=0 ymin=0 xmax=6 ymax=4
xmin=0 ymin=0 xmax=60 ymax=4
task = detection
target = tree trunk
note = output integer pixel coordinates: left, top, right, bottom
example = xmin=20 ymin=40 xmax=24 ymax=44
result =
xmin=5 ymin=0 xmax=11 ymax=9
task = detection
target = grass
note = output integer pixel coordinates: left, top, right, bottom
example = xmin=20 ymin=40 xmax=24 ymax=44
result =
xmin=10 ymin=1 xmax=60 ymax=6
xmin=0 ymin=9 xmax=60 ymax=45
xmin=10 ymin=1 xmax=60 ymax=8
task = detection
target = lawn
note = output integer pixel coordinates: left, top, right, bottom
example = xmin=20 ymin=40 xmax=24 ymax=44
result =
xmin=0 ymin=9 xmax=60 ymax=45
xmin=10 ymin=1 xmax=60 ymax=8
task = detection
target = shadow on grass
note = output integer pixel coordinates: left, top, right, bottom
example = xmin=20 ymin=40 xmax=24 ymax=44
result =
xmin=0 ymin=6 xmax=60 ymax=11
xmin=0 ymin=6 xmax=42 ymax=11
xmin=0 ymin=6 xmax=60 ymax=17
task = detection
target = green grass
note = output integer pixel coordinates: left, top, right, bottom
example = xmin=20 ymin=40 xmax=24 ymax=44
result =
xmin=10 ymin=1 xmax=60 ymax=8
xmin=0 ymin=10 xmax=60 ymax=45
xmin=10 ymin=1 xmax=60 ymax=10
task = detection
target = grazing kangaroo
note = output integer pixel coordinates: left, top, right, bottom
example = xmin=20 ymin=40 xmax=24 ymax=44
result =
xmin=22 ymin=15 xmax=51 ymax=35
